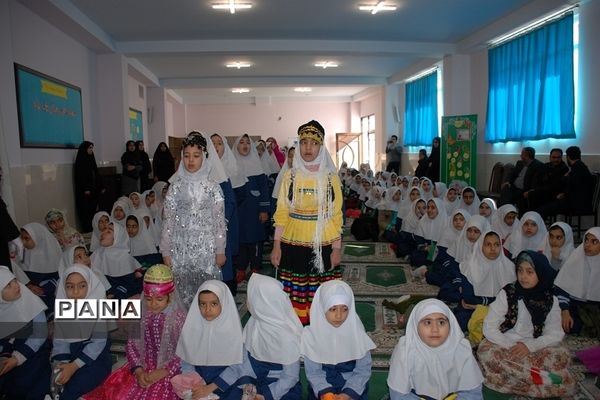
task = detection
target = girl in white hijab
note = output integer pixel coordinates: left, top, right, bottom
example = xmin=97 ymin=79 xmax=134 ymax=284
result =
xmin=507 ymin=211 xmax=548 ymax=257
xmin=442 ymin=186 xmax=460 ymax=216
xmin=447 ymin=215 xmax=490 ymax=264
xmin=89 ymin=211 xmax=110 ymax=252
xmin=125 ymin=214 xmax=157 ymax=257
xmin=364 ymin=185 xmax=385 ymax=211
xmin=211 ymin=133 xmax=247 ymax=189
xmin=51 ymin=264 xmax=112 ymax=399
xmin=554 ymin=227 xmax=600 ymax=336
xmin=91 ymin=223 xmax=142 ymax=299
xmin=387 ymin=299 xmax=483 ymax=400
xmin=256 ymin=140 xmax=281 ymax=176
xmin=110 ymin=198 xmax=130 ymax=227
xmin=0 ymin=265 xmax=50 ymax=399
xmin=458 ymin=186 xmax=481 ymax=216
xmin=395 ymin=199 xmax=427 ymax=259
xmin=420 ymin=177 xmax=434 ymax=200
xmin=19 ymin=222 xmax=62 ymax=309
xmin=398 ymin=187 xmax=422 ymax=220
xmin=542 ymin=222 xmax=574 ymax=271
xmin=302 ymin=280 xmax=375 ymax=399
xmin=382 ymin=187 xmax=403 ymax=213
xmin=241 ymin=273 xmax=303 ymax=399
xmin=438 ymin=209 xmax=471 ymax=250
xmin=176 ymin=280 xmax=245 ymax=400
xmin=272 ymin=146 xmax=295 ymax=199
xmin=491 ymin=204 xmax=519 ymax=245
xmin=58 ymin=245 xmax=111 ymax=291
xmin=478 ymin=197 xmax=497 ymax=223
xmin=412 ymin=198 xmax=449 ymax=267
xmin=456 ymin=230 xmax=516 ymax=330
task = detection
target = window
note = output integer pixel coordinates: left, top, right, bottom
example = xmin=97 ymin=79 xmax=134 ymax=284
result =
xmin=404 ymin=70 xmax=439 ymax=147
xmin=361 ymin=114 xmax=376 ymax=169
xmin=486 ymin=13 xmax=576 ymax=143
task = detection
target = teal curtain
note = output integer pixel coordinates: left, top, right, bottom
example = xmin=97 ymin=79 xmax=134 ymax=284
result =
xmin=404 ymin=71 xmax=438 ymax=146
xmin=486 ymin=13 xmax=575 ymax=143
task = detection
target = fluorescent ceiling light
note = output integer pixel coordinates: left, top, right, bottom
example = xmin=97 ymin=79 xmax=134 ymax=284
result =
xmin=231 ymin=88 xmax=250 ymax=93
xmin=359 ymin=1 xmax=397 ymax=14
xmin=314 ymin=61 xmax=339 ymax=69
xmin=294 ymin=87 xmax=312 ymax=93
xmin=226 ymin=61 xmax=252 ymax=69
xmin=405 ymin=67 xmax=438 ymax=83
xmin=212 ymin=0 xmax=252 ymax=14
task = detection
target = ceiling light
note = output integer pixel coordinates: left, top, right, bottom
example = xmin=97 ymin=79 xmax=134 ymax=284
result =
xmin=212 ymin=0 xmax=252 ymax=14
xmin=226 ymin=61 xmax=252 ymax=69
xmin=294 ymin=87 xmax=312 ymax=93
xmin=359 ymin=1 xmax=397 ymax=14
xmin=314 ymin=61 xmax=339 ymax=69
xmin=231 ymin=88 xmax=250 ymax=93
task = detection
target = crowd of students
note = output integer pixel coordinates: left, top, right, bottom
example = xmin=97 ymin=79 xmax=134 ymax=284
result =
xmin=1 ymin=126 xmax=598 ymax=399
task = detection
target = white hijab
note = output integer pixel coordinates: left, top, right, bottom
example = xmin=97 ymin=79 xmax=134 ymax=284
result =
xmin=491 ymin=204 xmax=519 ymax=242
xmin=258 ymin=144 xmax=281 ymax=175
xmin=127 ymin=214 xmax=157 ymax=256
xmin=211 ymin=134 xmax=247 ymax=189
xmin=58 ymin=245 xmax=111 ymax=290
xmin=381 ymin=187 xmax=402 ymax=212
xmin=458 ymin=187 xmax=480 ymax=216
xmin=0 ymin=265 xmax=47 ymax=338
xmin=399 ymin=187 xmax=423 ymax=219
xmin=416 ymin=198 xmax=448 ymax=242
xmin=21 ymin=222 xmax=62 ymax=274
xmin=442 ymin=187 xmax=459 ymax=216
xmin=542 ymin=222 xmax=575 ymax=266
xmin=90 ymin=211 xmax=110 ymax=252
xmin=438 ymin=209 xmax=471 ymax=249
xmin=90 ymin=223 xmax=140 ymax=277
xmin=447 ymin=215 xmax=490 ymax=264
xmin=401 ymin=199 xmax=426 ymax=235
xmin=272 ymin=148 xmax=293 ymax=199
xmin=554 ymin=227 xmax=600 ymax=301
xmin=176 ymin=280 xmax=243 ymax=366
xmin=433 ymin=182 xmax=447 ymax=199
xmin=232 ymin=135 xmax=266 ymax=178
xmin=365 ymin=186 xmax=385 ymax=210
xmin=151 ymin=181 xmax=168 ymax=215
xmin=479 ymin=198 xmax=497 ymax=223
xmin=111 ymin=198 xmax=130 ymax=226
xmin=54 ymin=264 xmax=107 ymax=342
xmin=301 ymin=280 xmax=375 ymax=364
xmin=243 ymin=274 xmax=303 ymax=365
xmin=459 ymin=230 xmax=516 ymax=297
xmin=387 ymin=299 xmax=483 ymax=399
xmin=420 ymin=178 xmax=434 ymax=200
xmin=508 ymin=211 xmax=548 ymax=256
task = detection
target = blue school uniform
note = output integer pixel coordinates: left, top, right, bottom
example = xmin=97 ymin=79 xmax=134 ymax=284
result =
xmin=554 ymin=286 xmax=600 ymax=335
xmin=181 ymin=361 xmax=243 ymax=400
xmin=24 ymin=270 xmax=58 ymax=311
xmin=304 ymin=353 xmax=371 ymax=400
xmin=454 ymin=274 xmax=496 ymax=331
xmin=106 ymin=272 xmax=142 ymax=299
xmin=220 ymin=180 xmax=239 ymax=284
xmin=0 ymin=311 xmax=51 ymax=399
xmin=51 ymin=337 xmax=112 ymax=400
xmin=237 ymin=351 xmax=302 ymax=400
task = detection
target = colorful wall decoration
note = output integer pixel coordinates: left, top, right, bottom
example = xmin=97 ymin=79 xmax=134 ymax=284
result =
xmin=440 ymin=114 xmax=477 ymax=187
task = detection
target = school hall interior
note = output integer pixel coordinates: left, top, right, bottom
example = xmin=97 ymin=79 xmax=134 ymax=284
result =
xmin=0 ymin=0 xmax=599 ymax=227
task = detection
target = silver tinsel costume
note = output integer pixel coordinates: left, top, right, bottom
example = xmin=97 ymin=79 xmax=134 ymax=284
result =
xmin=160 ymin=133 xmax=227 ymax=308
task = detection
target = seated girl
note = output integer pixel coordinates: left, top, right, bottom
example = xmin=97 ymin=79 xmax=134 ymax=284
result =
xmin=45 ymin=209 xmax=85 ymax=250
xmin=126 ymin=214 xmax=162 ymax=269
xmin=455 ymin=230 xmax=515 ymax=331
xmin=458 ymin=187 xmax=480 ymax=216
xmin=541 ymin=222 xmax=574 ymax=271
xmin=380 ymin=187 xmax=403 ymax=243
xmin=90 ymin=211 xmax=110 ymax=252
xmin=420 ymin=177 xmax=434 ymax=200
xmin=442 ymin=186 xmax=459 ymax=216
xmin=176 ymin=280 xmax=244 ymax=400
xmin=507 ymin=211 xmax=547 ymax=258
xmin=111 ymin=198 xmax=130 ymax=227
xmin=478 ymin=198 xmax=497 ymax=223
xmin=59 ymin=245 xmax=111 ymax=292
xmin=0 ymin=266 xmax=50 ymax=399
xmin=437 ymin=208 xmax=470 ymax=255
xmin=238 ymin=273 xmax=303 ymax=399
xmin=394 ymin=199 xmax=426 ymax=259
xmin=51 ymin=265 xmax=112 ymax=400
xmin=129 ymin=192 xmax=145 ymax=211
xmin=490 ymin=204 xmax=518 ymax=249
xmin=478 ymin=251 xmax=576 ymax=398
xmin=350 ymin=186 xmax=384 ymax=242
xmin=20 ymin=222 xmax=62 ymax=311
xmin=302 ymin=280 xmax=375 ymax=400
xmin=554 ymin=227 xmax=600 ymax=337
xmin=387 ymin=299 xmax=483 ymax=400
xmin=411 ymin=198 xmax=448 ymax=267
xmin=90 ymin=223 xmax=142 ymax=299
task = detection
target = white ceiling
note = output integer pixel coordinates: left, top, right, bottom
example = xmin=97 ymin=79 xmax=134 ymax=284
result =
xmin=18 ymin=0 xmax=572 ymax=103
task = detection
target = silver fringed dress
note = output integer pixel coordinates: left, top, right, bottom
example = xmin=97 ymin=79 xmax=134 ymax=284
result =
xmin=160 ymin=177 xmax=227 ymax=308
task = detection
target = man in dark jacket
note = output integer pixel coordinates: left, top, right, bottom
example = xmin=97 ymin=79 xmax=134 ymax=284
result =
xmin=498 ymin=147 xmax=544 ymax=213
xmin=538 ymin=146 xmax=594 ymax=219
xmin=524 ymin=148 xmax=569 ymax=211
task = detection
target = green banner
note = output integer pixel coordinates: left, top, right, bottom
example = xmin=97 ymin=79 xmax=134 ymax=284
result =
xmin=440 ymin=114 xmax=477 ymax=187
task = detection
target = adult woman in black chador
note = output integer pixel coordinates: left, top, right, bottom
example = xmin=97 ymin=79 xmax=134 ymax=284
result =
xmin=74 ymin=141 xmax=105 ymax=232
xmin=121 ymin=140 xmax=142 ymax=196
xmin=152 ymin=142 xmax=175 ymax=183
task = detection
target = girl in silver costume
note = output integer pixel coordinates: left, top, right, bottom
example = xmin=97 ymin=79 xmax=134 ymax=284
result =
xmin=160 ymin=131 xmax=227 ymax=308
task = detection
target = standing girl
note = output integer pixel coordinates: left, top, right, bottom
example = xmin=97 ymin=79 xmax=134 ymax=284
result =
xmin=302 ymin=280 xmax=375 ymax=400
xmin=52 ymin=265 xmax=112 ymax=400
xmin=160 ymin=131 xmax=227 ymax=308
xmin=271 ymin=120 xmax=343 ymax=324
xmin=478 ymin=251 xmax=575 ymax=397
xmin=0 ymin=266 xmax=50 ymax=399
xmin=387 ymin=299 xmax=483 ymax=399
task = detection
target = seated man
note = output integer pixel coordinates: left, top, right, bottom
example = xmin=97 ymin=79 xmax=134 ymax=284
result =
xmin=498 ymin=146 xmax=544 ymax=212
xmin=538 ymin=146 xmax=594 ymax=219
xmin=524 ymin=148 xmax=569 ymax=211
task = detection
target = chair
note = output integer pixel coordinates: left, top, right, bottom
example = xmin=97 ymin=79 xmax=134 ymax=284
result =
xmin=478 ymin=162 xmax=504 ymax=201
xmin=564 ymin=172 xmax=600 ymax=239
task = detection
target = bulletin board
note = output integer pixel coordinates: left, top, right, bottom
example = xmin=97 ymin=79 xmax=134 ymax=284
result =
xmin=440 ymin=114 xmax=477 ymax=187
xmin=129 ymin=108 xmax=143 ymax=141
